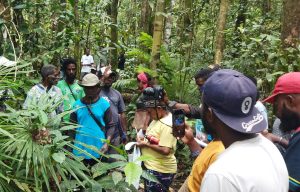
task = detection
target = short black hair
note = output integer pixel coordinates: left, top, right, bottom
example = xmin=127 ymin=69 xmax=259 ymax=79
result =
xmin=61 ymin=58 xmax=76 ymax=73
xmin=194 ymin=64 xmax=221 ymax=80
xmin=194 ymin=68 xmax=214 ymax=80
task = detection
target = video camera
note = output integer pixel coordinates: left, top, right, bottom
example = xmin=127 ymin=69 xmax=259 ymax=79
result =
xmin=136 ymin=86 xmax=165 ymax=109
xmin=142 ymin=86 xmax=164 ymax=101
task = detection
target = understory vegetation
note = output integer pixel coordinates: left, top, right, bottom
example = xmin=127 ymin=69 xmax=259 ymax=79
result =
xmin=0 ymin=0 xmax=300 ymax=191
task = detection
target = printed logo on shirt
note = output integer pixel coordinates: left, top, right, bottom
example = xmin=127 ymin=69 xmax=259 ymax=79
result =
xmin=242 ymin=113 xmax=264 ymax=132
xmin=102 ymin=96 xmax=111 ymax=103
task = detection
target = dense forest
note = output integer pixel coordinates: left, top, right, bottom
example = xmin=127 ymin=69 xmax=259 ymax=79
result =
xmin=0 ymin=0 xmax=300 ymax=191
xmin=1 ymin=0 xmax=300 ymax=101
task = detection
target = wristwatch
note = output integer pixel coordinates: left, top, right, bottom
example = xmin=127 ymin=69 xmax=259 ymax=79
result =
xmin=168 ymin=100 xmax=177 ymax=108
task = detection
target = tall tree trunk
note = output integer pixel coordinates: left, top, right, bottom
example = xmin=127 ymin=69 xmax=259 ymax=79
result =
xmin=74 ymin=0 xmax=81 ymax=76
xmin=261 ymin=0 xmax=271 ymax=34
xmin=150 ymin=0 xmax=165 ymax=70
xmin=140 ymin=0 xmax=152 ymax=35
xmin=164 ymin=0 xmax=175 ymax=48
xmin=57 ymin=0 xmax=66 ymax=33
xmin=86 ymin=18 xmax=92 ymax=47
xmin=108 ymin=0 xmax=118 ymax=69
xmin=183 ymin=0 xmax=193 ymax=66
xmin=214 ymin=0 xmax=230 ymax=65
xmin=281 ymin=0 xmax=300 ymax=47
xmin=262 ymin=0 xmax=271 ymax=14
xmin=232 ymin=0 xmax=247 ymax=57
xmin=0 ymin=1 xmax=10 ymax=55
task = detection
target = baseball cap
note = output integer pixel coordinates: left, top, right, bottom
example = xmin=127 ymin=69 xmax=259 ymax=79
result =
xmin=78 ymin=73 xmax=100 ymax=87
xmin=203 ymin=69 xmax=267 ymax=133
xmin=263 ymin=72 xmax=300 ymax=103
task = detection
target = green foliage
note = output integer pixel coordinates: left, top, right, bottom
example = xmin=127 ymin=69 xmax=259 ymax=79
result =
xmin=223 ymin=31 xmax=300 ymax=97
xmin=0 ymin=98 xmax=92 ymax=191
xmin=2 ymin=0 xmax=300 ymax=189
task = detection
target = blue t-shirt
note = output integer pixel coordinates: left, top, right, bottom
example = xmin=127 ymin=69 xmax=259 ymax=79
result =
xmin=72 ymin=97 xmax=110 ymax=159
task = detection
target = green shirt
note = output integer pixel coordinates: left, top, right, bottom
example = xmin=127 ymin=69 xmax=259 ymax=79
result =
xmin=57 ymin=80 xmax=85 ymax=121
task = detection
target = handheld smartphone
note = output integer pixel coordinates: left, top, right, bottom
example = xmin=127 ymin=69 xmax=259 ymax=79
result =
xmin=172 ymin=109 xmax=185 ymax=138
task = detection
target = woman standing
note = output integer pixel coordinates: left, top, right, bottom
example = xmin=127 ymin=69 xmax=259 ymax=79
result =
xmin=136 ymin=86 xmax=177 ymax=192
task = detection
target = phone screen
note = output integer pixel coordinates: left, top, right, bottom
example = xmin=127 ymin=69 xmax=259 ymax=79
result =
xmin=172 ymin=109 xmax=185 ymax=138
xmin=174 ymin=114 xmax=185 ymax=126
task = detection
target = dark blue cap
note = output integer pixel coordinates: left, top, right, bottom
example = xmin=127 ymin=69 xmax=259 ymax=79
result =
xmin=203 ymin=69 xmax=267 ymax=133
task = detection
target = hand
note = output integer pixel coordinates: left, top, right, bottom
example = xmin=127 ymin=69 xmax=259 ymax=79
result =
xmin=100 ymin=143 xmax=109 ymax=153
xmin=180 ymin=124 xmax=195 ymax=144
xmin=136 ymin=136 xmax=148 ymax=148
xmin=103 ymin=65 xmax=112 ymax=78
xmin=261 ymin=130 xmax=278 ymax=142
xmin=162 ymin=90 xmax=169 ymax=104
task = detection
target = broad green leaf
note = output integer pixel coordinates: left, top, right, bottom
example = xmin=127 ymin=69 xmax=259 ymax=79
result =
xmin=106 ymin=154 xmax=127 ymax=161
xmin=92 ymin=161 xmax=127 ymax=178
xmin=52 ymin=152 xmax=66 ymax=164
xmin=266 ymin=73 xmax=273 ymax=82
xmin=68 ymin=0 xmax=75 ymax=7
xmin=135 ymin=155 xmax=154 ymax=162
xmin=39 ymin=110 xmax=48 ymax=125
xmin=97 ymin=175 xmax=114 ymax=189
xmin=124 ymin=162 xmax=142 ymax=185
xmin=141 ymin=170 xmax=159 ymax=183
xmin=112 ymin=171 xmax=123 ymax=185
xmin=13 ymin=4 xmax=26 ymax=9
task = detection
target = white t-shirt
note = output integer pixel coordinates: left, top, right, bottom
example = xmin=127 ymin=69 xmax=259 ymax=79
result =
xmin=200 ymin=134 xmax=288 ymax=192
xmin=80 ymin=54 xmax=94 ymax=73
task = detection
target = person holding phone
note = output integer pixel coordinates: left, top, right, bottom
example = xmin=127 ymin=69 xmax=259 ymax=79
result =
xmin=136 ymin=86 xmax=177 ymax=192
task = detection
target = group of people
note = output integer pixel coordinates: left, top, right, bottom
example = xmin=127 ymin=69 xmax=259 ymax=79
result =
xmin=23 ymin=53 xmax=300 ymax=192
xmin=24 ymin=55 xmax=127 ymax=166
xmin=133 ymin=66 xmax=300 ymax=192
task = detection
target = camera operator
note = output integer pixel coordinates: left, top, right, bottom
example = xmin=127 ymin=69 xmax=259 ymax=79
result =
xmin=136 ymin=86 xmax=177 ymax=192
xmin=166 ymin=65 xmax=220 ymax=119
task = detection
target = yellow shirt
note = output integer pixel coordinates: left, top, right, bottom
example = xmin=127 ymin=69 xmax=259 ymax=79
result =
xmin=141 ymin=113 xmax=177 ymax=173
xmin=188 ymin=140 xmax=225 ymax=192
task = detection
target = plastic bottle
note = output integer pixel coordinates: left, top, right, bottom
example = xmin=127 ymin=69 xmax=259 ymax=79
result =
xmin=145 ymin=135 xmax=159 ymax=145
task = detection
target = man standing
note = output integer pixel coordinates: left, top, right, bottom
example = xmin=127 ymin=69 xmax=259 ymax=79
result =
xmin=264 ymin=72 xmax=300 ymax=192
xmin=24 ymin=64 xmax=63 ymax=116
xmin=98 ymin=66 xmax=127 ymax=148
xmin=57 ymin=58 xmax=84 ymax=122
xmin=80 ymin=48 xmax=94 ymax=79
xmin=70 ymin=73 xmax=116 ymax=166
xmin=200 ymin=69 xmax=288 ymax=192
